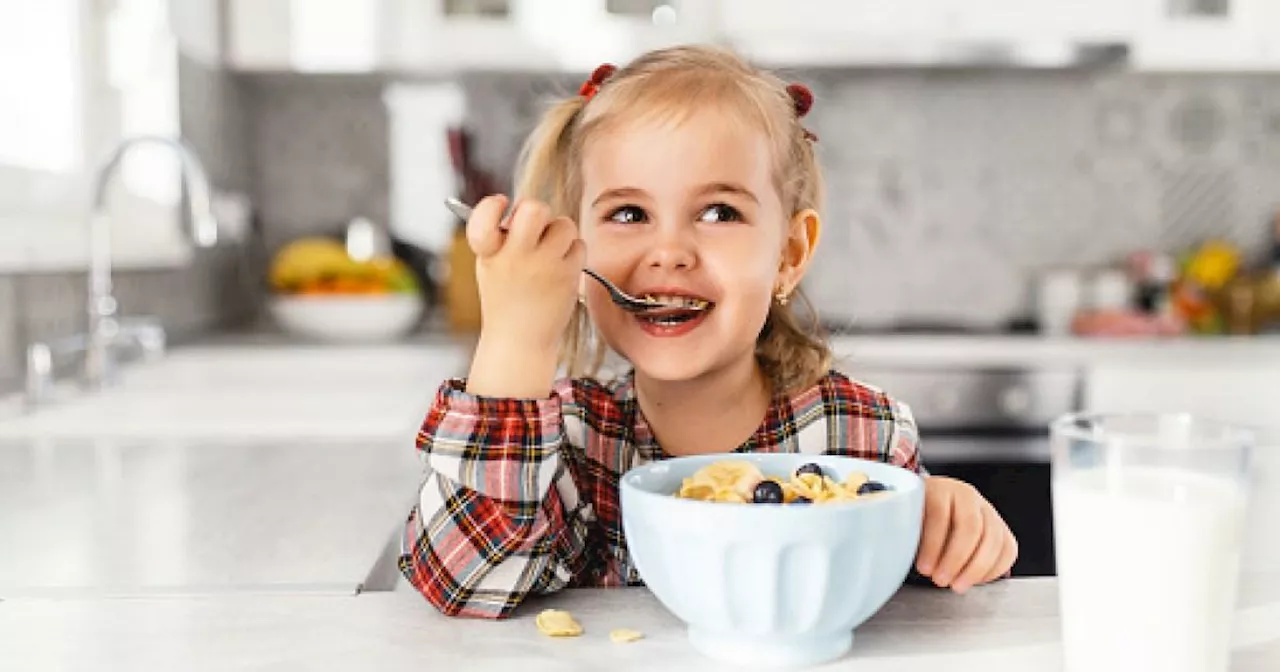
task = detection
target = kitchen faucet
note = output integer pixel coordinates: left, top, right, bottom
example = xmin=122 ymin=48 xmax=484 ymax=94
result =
xmin=24 ymin=135 xmax=219 ymax=407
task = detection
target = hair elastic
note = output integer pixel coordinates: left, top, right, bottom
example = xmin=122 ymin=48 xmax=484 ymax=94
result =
xmin=579 ymin=63 xmax=618 ymax=100
xmin=786 ymin=83 xmax=819 ymax=142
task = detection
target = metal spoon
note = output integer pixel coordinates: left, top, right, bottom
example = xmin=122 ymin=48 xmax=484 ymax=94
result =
xmin=444 ymin=197 xmax=671 ymax=313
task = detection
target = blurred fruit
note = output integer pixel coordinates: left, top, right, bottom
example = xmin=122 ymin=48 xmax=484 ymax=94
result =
xmin=269 ymin=237 xmax=419 ymax=296
xmin=1183 ymin=240 xmax=1241 ymax=291
xmin=1171 ymin=279 xmax=1221 ymax=334
xmin=270 ymin=238 xmax=353 ymax=290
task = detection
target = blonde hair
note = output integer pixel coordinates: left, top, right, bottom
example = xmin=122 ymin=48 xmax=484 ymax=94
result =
xmin=514 ymin=44 xmax=831 ymax=393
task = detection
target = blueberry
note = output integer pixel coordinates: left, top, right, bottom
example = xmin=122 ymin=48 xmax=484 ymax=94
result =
xmin=795 ymin=463 xmax=824 ymax=479
xmin=792 ymin=496 xmax=812 ymax=504
xmin=753 ymin=480 xmax=784 ymax=504
xmin=857 ymin=481 xmax=889 ymax=495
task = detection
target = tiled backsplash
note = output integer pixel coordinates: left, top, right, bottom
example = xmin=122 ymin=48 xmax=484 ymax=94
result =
xmin=122 ymin=66 xmax=1280 ymax=336
xmin=460 ymin=70 xmax=1280 ymax=329
xmin=241 ymin=73 xmax=392 ymax=254
xmin=0 ymin=56 xmax=257 ymax=391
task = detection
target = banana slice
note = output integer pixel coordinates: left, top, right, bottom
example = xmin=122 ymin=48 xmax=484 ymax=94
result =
xmin=610 ymin=628 xmax=645 ymax=643
xmin=712 ymin=488 xmax=747 ymax=504
xmin=843 ymin=471 xmax=869 ymax=496
xmin=697 ymin=460 xmax=765 ymax=500
xmin=676 ymin=480 xmax=717 ymax=501
xmin=793 ymin=473 xmax=824 ymax=499
xmin=535 ymin=609 xmax=583 ymax=638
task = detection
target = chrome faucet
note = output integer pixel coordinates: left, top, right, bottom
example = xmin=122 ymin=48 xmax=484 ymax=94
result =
xmin=24 ymin=135 xmax=219 ymax=407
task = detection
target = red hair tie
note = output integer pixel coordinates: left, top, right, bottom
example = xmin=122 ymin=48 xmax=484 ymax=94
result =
xmin=579 ymin=63 xmax=618 ymax=100
xmin=786 ymin=83 xmax=818 ymax=142
xmin=786 ymin=84 xmax=813 ymax=117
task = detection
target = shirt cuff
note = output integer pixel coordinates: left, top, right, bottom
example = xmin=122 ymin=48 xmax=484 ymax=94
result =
xmin=418 ymin=378 xmax=566 ymax=505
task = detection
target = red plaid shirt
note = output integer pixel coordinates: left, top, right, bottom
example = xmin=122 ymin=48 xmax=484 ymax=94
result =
xmin=397 ymin=369 xmax=923 ymax=619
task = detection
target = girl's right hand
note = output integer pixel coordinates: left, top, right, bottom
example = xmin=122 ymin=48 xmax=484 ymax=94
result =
xmin=464 ymin=195 xmax=586 ymax=398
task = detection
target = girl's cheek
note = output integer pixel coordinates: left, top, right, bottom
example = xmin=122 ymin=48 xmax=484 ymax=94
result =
xmin=581 ymin=227 xmax=625 ymax=267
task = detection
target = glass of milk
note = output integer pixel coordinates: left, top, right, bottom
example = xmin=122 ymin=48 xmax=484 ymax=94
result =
xmin=1050 ymin=413 xmax=1254 ymax=672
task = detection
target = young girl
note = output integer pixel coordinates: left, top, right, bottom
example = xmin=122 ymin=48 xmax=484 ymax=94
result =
xmin=398 ymin=45 xmax=1017 ymax=619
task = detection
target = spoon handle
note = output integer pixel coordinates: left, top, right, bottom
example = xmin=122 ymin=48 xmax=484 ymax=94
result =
xmin=444 ymin=197 xmax=476 ymax=225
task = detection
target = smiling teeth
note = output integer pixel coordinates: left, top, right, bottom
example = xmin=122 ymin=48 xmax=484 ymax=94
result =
xmin=641 ymin=294 xmax=710 ymax=310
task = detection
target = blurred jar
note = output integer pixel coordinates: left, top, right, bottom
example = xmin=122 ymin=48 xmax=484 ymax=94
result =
xmin=1087 ymin=269 xmax=1134 ymax=312
xmin=1037 ymin=269 xmax=1083 ymax=336
xmin=1255 ymin=270 xmax=1280 ymax=333
xmin=1218 ymin=277 xmax=1258 ymax=335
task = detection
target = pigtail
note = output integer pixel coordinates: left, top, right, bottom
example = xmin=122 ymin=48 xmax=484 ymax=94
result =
xmin=513 ymin=95 xmax=587 ymax=215
xmin=757 ymin=80 xmax=830 ymax=393
xmin=757 ymin=291 xmax=831 ymax=393
xmin=511 ymin=92 xmax=610 ymax=379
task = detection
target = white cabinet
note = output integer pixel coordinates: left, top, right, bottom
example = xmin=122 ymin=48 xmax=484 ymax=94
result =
xmin=225 ymin=0 xmax=393 ymax=72
xmin=952 ymin=0 xmax=1148 ymax=44
xmin=494 ymin=0 xmax=719 ymax=72
xmin=213 ymin=0 xmax=1280 ymax=73
xmin=224 ymin=0 xmax=290 ymax=70
xmin=383 ymin=0 xmax=550 ymax=73
xmin=166 ymin=0 xmax=222 ymax=67
xmin=719 ymin=0 xmax=1144 ymax=67
xmin=222 ymin=0 xmax=718 ymax=74
xmin=1132 ymin=0 xmax=1280 ymax=71
xmin=720 ymin=0 xmax=950 ymax=40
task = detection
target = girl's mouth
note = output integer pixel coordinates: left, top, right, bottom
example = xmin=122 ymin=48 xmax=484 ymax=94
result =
xmin=634 ymin=293 xmax=714 ymax=336
xmin=641 ymin=293 xmax=711 ymax=312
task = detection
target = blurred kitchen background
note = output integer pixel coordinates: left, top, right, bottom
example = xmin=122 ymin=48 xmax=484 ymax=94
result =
xmin=5 ymin=0 xmax=1280 ymax=391
xmin=4 ymin=0 xmax=1280 ymax=587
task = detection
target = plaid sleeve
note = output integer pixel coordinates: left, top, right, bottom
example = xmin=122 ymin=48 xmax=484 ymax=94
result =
xmin=802 ymin=371 xmax=927 ymax=475
xmin=397 ymin=379 xmax=588 ymax=619
xmin=886 ymin=397 xmax=927 ymax=475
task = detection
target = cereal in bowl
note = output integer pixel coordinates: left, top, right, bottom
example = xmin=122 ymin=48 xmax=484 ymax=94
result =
xmin=674 ymin=460 xmax=894 ymax=505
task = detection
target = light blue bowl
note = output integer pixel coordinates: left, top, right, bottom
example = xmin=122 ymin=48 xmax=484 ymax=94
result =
xmin=620 ymin=453 xmax=925 ymax=668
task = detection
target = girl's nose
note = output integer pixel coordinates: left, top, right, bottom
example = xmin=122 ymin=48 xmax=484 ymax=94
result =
xmin=642 ymin=222 xmax=697 ymax=271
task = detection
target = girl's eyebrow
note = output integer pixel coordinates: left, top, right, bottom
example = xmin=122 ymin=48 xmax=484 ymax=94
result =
xmin=697 ymin=182 xmax=759 ymax=204
xmin=591 ymin=186 xmax=648 ymax=207
xmin=590 ymin=182 xmax=758 ymax=207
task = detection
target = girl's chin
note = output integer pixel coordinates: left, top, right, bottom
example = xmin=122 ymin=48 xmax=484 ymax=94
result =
xmin=617 ymin=343 xmax=712 ymax=383
xmin=631 ymin=361 xmax=709 ymax=384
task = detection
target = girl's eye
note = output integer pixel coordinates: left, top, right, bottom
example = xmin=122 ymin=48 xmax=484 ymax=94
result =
xmin=607 ymin=205 xmax=647 ymax=224
xmin=698 ymin=203 xmax=743 ymax=223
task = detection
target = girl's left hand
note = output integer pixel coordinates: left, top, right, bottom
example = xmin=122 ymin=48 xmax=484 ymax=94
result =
xmin=915 ymin=476 xmax=1018 ymax=593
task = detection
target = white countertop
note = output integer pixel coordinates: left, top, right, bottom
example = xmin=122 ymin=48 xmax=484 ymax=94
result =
xmin=0 ymin=337 xmax=473 ymax=439
xmin=1 ymin=573 xmax=1277 ymax=671
xmin=0 ymin=436 xmax=421 ymax=598
xmin=828 ymin=334 xmax=1280 ymax=368
xmin=1 ymin=334 xmax=1279 ymax=670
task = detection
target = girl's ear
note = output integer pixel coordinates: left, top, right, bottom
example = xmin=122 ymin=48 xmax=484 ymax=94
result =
xmin=777 ymin=208 xmax=822 ymax=294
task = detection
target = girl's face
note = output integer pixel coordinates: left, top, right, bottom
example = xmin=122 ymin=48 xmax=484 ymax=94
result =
xmin=579 ymin=108 xmax=806 ymax=383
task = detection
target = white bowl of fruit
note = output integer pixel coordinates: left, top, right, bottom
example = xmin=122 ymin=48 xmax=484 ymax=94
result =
xmin=267 ymin=237 xmax=424 ymax=343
